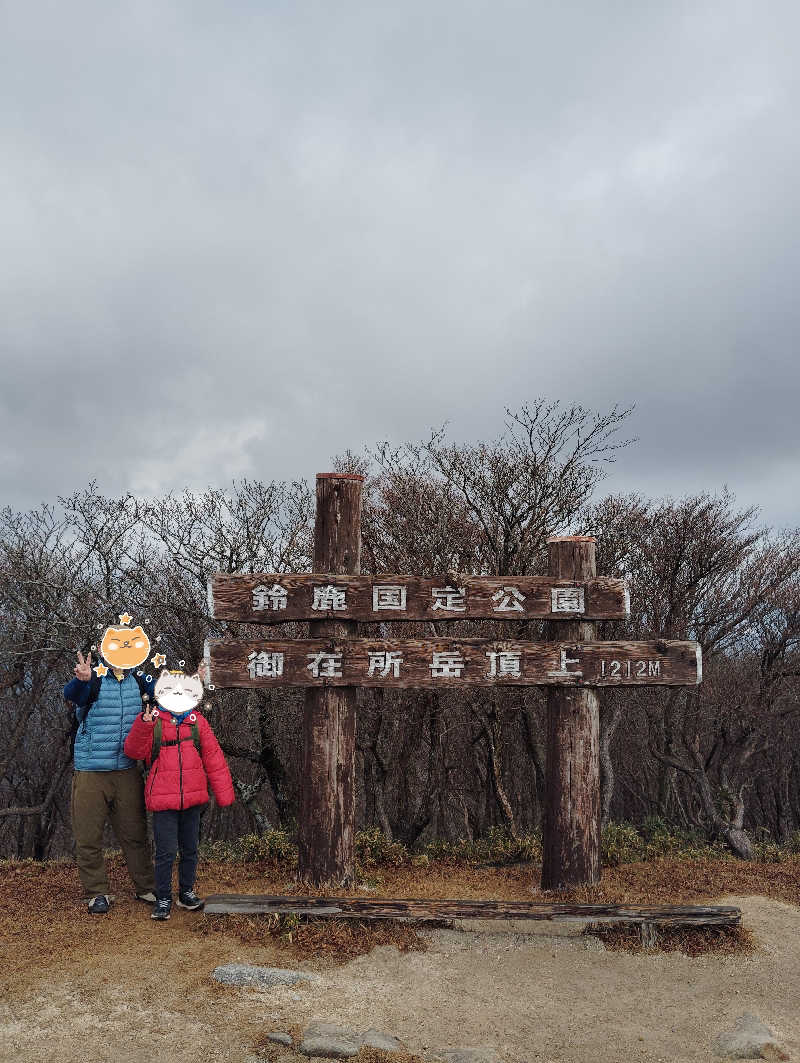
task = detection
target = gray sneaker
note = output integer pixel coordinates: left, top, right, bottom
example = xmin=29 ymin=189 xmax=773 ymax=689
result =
xmin=135 ymin=891 xmax=157 ymax=904
xmin=88 ymin=895 xmax=110 ymax=914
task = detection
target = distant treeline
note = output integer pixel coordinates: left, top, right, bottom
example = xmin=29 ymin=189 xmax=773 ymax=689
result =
xmin=1 ymin=401 xmax=798 ymax=861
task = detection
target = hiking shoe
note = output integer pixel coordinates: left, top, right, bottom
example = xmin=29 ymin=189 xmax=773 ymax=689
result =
xmin=135 ymin=891 xmax=157 ymax=904
xmin=151 ymin=898 xmax=172 ymax=921
xmin=88 ymin=895 xmax=110 ymax=914
xmin=176 ymin=890 xmax=204 ymax=911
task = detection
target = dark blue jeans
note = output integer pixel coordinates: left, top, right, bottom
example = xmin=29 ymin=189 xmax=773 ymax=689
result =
xmin=152 ymin=805 xmax=204 ymax=899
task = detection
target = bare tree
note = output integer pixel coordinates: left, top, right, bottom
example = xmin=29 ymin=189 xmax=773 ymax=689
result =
xmin=581 ymin=492 xmax=800 ymax=857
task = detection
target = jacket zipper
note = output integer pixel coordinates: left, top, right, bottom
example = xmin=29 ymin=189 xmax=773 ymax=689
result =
xmin=117 ymin=677 xmax=125 ymax=769
xmin=177 ymin=722 xmax=184 ymax=811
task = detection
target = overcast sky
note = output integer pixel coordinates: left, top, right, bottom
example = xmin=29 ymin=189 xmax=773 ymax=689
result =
xmin=2 ymin=1 xmax=798 ymax=531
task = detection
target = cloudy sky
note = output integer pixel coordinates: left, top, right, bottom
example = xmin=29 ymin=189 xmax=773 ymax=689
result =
xmin=2 ymin=1 xmax=798 ymax=530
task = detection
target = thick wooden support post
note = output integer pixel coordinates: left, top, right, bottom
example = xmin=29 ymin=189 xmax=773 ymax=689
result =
xmin=541 ymin=536 xmax=601 ymax=890
xmin=297 ymin=473 xmax=363 ymax=887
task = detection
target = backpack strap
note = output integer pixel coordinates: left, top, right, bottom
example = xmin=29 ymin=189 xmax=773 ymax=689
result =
xmin=149 ymin=717 xmax=201 ymax=762
xmin=150 ymin=717 xmax=163 ymax=763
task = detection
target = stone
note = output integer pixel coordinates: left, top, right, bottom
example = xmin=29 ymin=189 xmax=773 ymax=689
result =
xmin=266 ymin=1032 xmax=294 ymax=1046
xmin=211 ymin=963 xmax=321 ymax=988
xmin=300 ymin=1021 xmax=361 ymax=1058
xmin=428 ymin=1050 xmax=502 ymax=1063
xmin=712 ymin=1013 xmax=789 ymax=1059
xmin=362 ymin=1029 xmax=407 ymax=1052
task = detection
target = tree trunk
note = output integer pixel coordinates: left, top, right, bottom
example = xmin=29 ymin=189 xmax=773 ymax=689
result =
xmin=484 ymin=705 xmax=518 ymax=838
xmin=599 ymin=697 xmax=622 ymax=829
xmin=775 ymin=755 xmax=793 ymax=844
xmin=364 ymin=687 xmax=393 ymax=840
xmin=655 ymin=691 xmax=681 ymax=819
xmin=694 ymin=767 xmax=754 ymax=860
xmin=521 ymin=703 xmax=547 ymax=828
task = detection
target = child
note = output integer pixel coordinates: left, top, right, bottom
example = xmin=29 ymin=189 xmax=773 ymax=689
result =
xmin=124 ymin=667 xmax=235 ymax=920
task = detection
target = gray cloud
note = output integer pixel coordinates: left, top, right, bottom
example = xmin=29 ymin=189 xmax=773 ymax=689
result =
xmin=2 ymin=1 xmax=798 ymax=530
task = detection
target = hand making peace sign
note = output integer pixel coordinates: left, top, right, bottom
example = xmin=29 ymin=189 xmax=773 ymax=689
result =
xmin=74 ymin=650 xmax=93 ymax=682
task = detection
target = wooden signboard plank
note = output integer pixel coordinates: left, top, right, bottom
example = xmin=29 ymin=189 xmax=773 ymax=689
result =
xmin=205 ymin=637 xmax=701 ymax=689
xmin=208 ymin=573 xmax=630 ymax=622
xmin=202 ymin=894 xmax=740 ymax=926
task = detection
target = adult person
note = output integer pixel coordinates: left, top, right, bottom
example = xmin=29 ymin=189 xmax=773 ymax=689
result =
xmin=64 ymin=647 xmax=159 ymax=913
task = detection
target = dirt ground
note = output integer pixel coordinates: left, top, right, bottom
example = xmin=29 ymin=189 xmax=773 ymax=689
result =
xmin=1 ymin=859 xmax=799 ymax=1063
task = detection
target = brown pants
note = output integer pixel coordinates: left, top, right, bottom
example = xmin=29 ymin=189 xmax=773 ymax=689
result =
xmin=71 ymin=767 xmax=155 ymax=899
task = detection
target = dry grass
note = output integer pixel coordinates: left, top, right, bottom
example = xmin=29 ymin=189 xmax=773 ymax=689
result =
xmin=1 ymin=850 xmax=798 ymax=992
xmin=532 ymin=853 xmax=800 ymax=908
xmin=584 ymin=921 xmax=757 ymax=956
xmin=196 ymin=911 xmax=429 ymax=965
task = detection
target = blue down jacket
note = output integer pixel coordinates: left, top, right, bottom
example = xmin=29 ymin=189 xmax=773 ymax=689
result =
xmin=64 ymin=672 xmax=155 ymax=771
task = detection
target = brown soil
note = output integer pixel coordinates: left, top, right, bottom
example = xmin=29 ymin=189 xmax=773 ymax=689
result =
xmin=1 ymin=856 xmax=798 ymax=1062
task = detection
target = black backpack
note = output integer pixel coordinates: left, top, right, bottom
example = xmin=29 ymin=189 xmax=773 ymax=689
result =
xmin=149 ymin=715 xmax=202 ymax=763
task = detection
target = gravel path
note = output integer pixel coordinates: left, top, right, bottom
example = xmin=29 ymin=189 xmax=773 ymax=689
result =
xmin=1 ymin=893 xmax=797 ymax=1062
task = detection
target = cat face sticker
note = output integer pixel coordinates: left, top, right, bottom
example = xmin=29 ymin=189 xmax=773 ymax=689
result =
xmin=99 ymin=625 xmax=151 ymax=669
xmin=154 ymin=669 xmax=204 ymax=715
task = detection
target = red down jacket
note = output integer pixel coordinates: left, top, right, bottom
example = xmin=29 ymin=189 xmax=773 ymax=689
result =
xmin=124 ymin=709 xmax=235 ymax=813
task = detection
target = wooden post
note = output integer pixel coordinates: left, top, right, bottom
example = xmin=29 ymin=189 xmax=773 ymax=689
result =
xmin=541 ymin=536 xmax=601 ymax=890
xmin=297 ymin=473 xmax=364 ymax=886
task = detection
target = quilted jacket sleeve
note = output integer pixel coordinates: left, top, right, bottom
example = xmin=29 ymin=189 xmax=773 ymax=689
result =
xmin=63 ymin=678 xmax=92 ymax=723
xmin=198 ymin=715 xmax=235 ymax=807
xmin=124 ymin=713 xmax=156 ymax=763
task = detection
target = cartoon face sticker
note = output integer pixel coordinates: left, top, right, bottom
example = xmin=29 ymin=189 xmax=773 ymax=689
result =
xmin=99 ymin=625 xmax=151 ymax=669
xmin=154 ymin=670 xmax=204 ymax=715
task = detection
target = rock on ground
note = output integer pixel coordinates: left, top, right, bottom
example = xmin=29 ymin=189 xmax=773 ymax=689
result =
xmin=427 ymin=1049 xmax=503 ymax=1063
xmin=211 ymin=964 xmax=321 ymax=988
xmin=299 ymin=1020 xmax=361 ymax=1058
xmin=362 ymin=1028 xmax=407 ymax=1052
xmin=712 ymin=1013 xmax=789 ymax=1060
xmin=266 ymin=1031 xmax=294 ymax=1046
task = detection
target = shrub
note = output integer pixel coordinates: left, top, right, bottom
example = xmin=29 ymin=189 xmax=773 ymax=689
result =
xmin=601 ymin=821 xmax=644 ymax=867
xmin=478 ymin=826 xmax=542 ymax=864
xmin=355 ymin=827 xmax=409 ymax=868
xmin=201 ymin=829 xmax=296 ymax=864
xmin=753 ymin=841 xmax=789 ymax=864
xmin=640 ymin=814 xmax=672 ymax=841
xmin=418 ymin=827 xmax=542 ymax=866
xmin=640 ymin=815 xmax=712 ymax=854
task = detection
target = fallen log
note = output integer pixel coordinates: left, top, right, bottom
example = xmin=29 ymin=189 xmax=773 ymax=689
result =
xmin=202 ymin=895 xmax=741 ymax=926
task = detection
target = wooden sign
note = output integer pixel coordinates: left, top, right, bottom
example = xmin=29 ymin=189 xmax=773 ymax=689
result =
xmin=205 ymin=637 xmax=700 ymax=689
xmin=208 ymin=573 xmax=630 ymax=623
xmin=208 ymin=479 xmax=705 ymax=893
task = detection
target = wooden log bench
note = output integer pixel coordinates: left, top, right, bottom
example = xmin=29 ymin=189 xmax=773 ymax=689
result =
xmin=203 ymin=895 xmax=741 ymax=946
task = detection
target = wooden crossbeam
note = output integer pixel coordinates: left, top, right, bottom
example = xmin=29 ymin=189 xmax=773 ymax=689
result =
xmin=206 ymin=638 xmax=701 ymax=689
xmin=208 ymin=573 xmax=630 ymax=622
xmin=202 ymin=894 xmax=740 ymax=926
